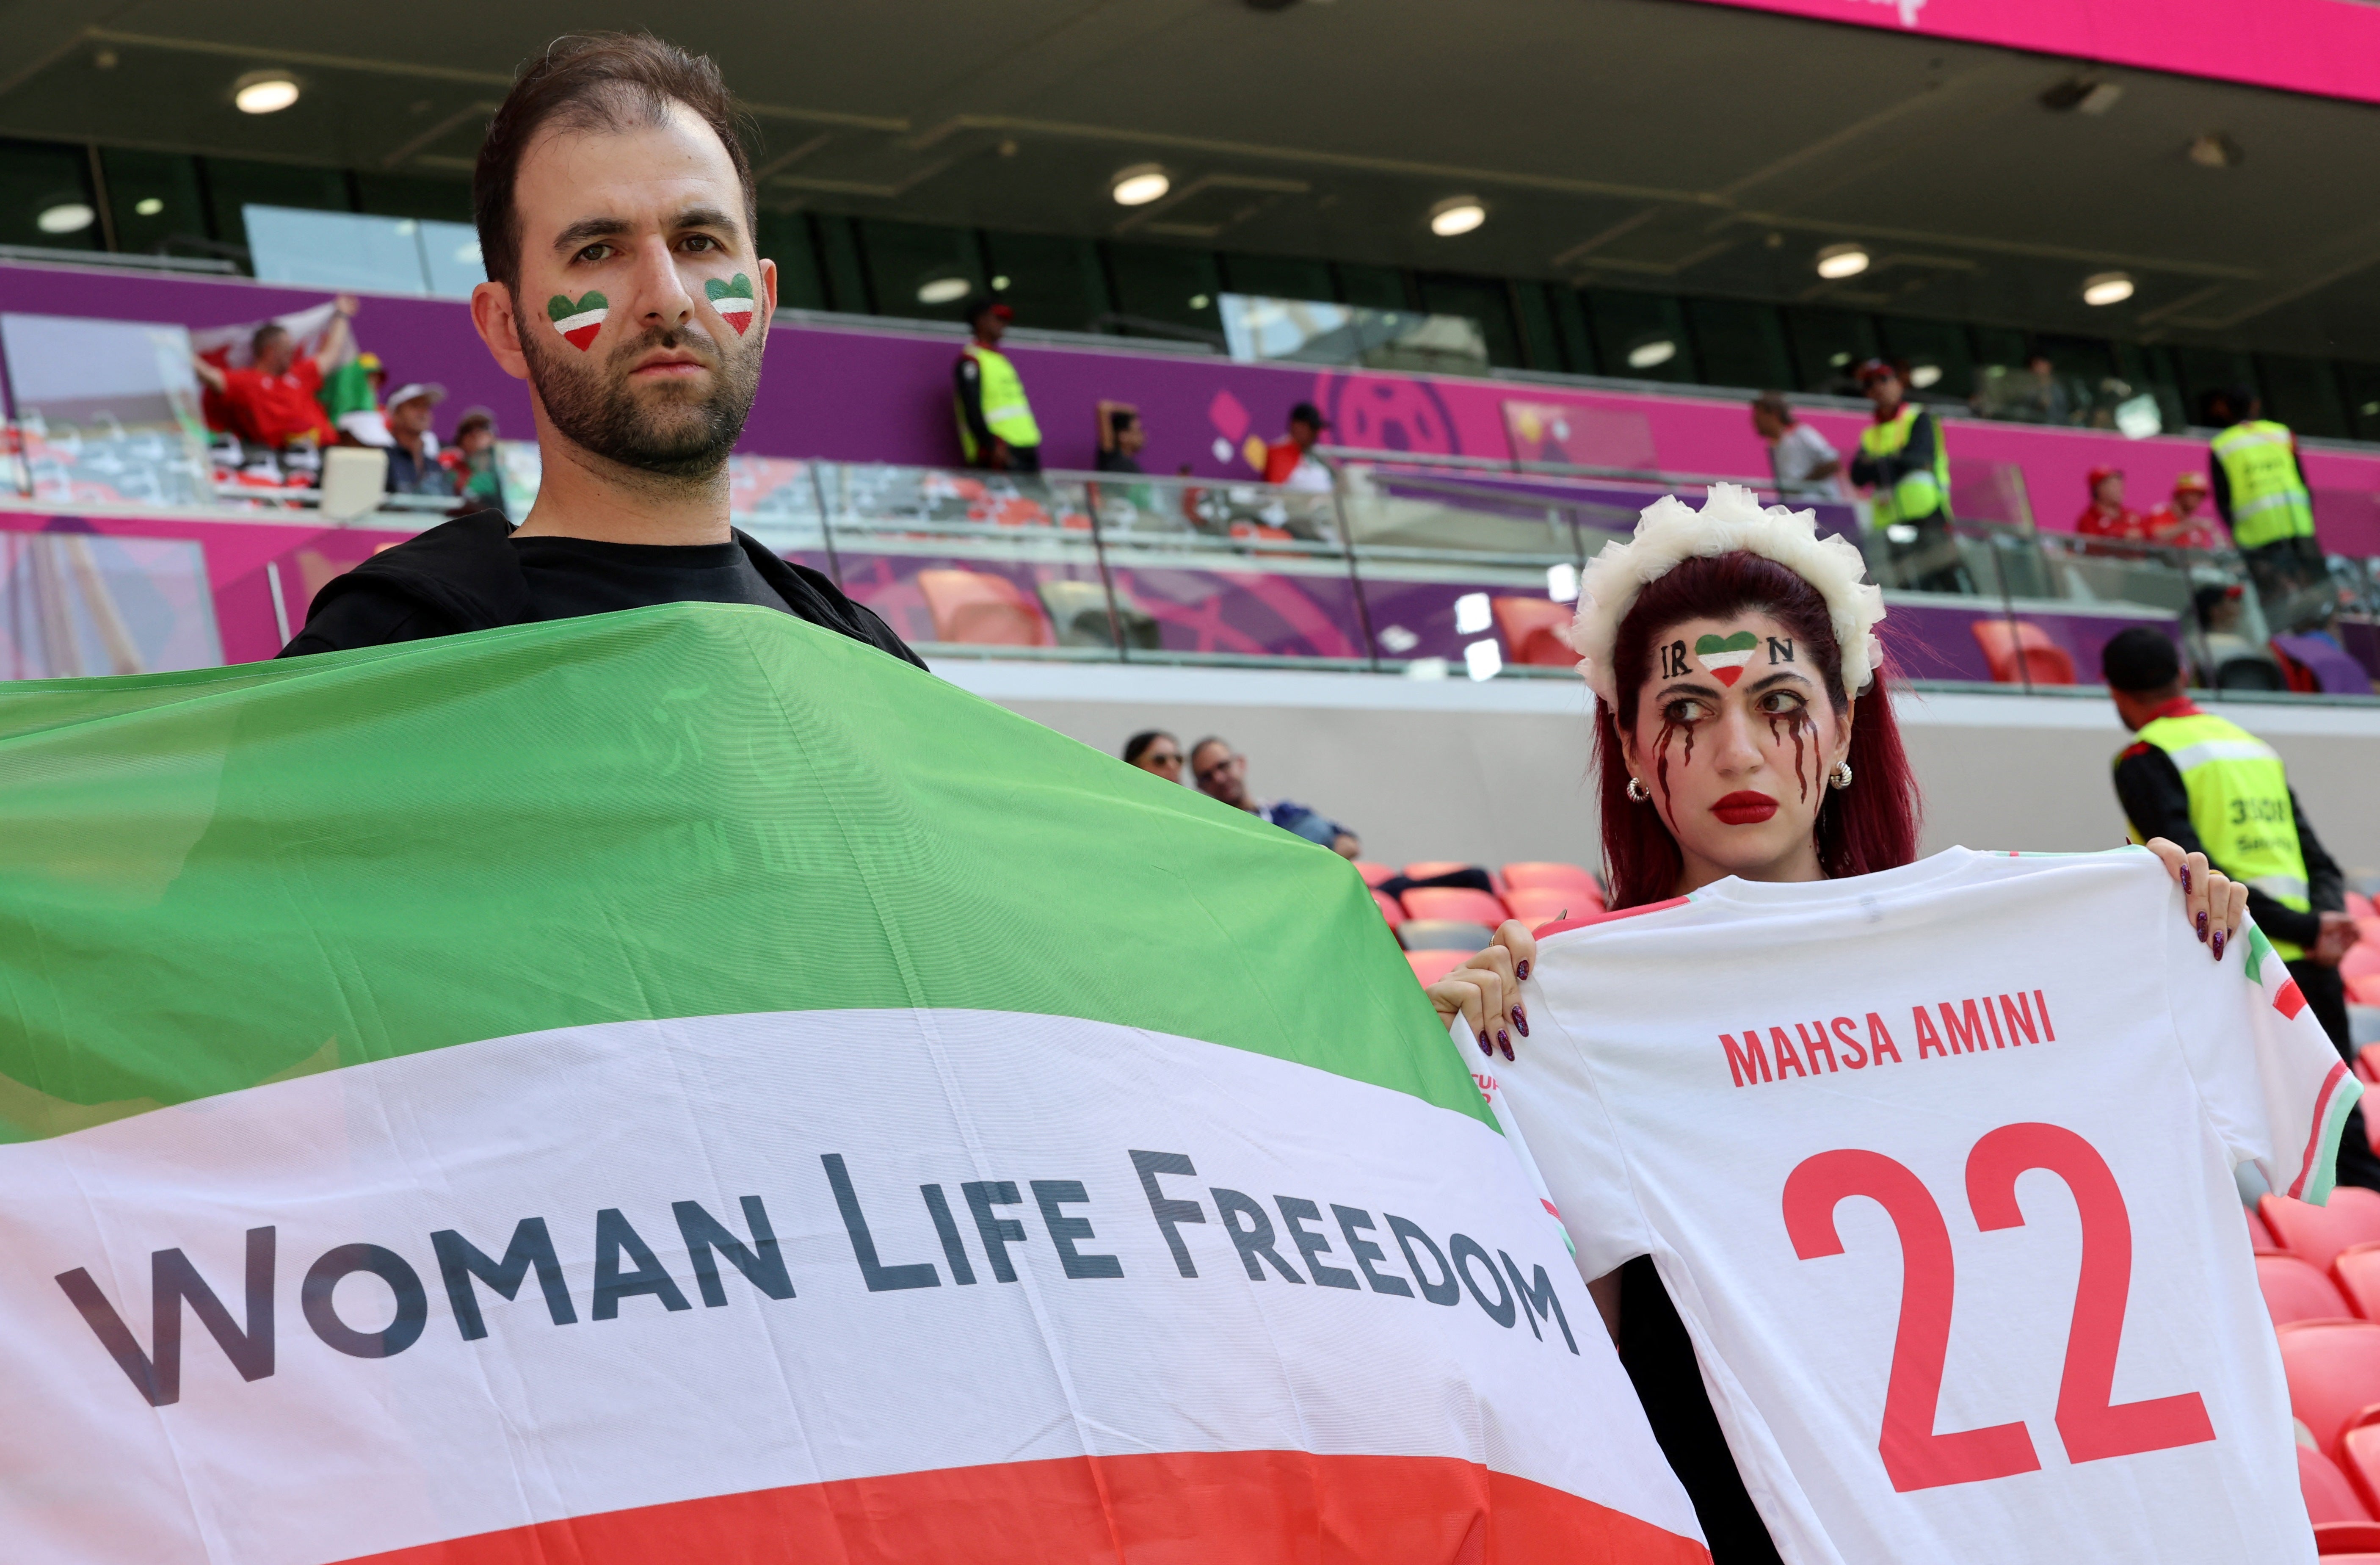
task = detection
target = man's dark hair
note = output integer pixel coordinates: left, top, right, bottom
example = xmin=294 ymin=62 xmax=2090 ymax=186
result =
xmin=1751 ymin=390 xmax=1794 ymax=424
xmin=1108 ymin=408 xmax=1138 ymax=439
xmin=1121 ymin=729 xmax=1173 ymax=766
xmin=2101 ymin=626 xmax=2183 ymax=694
xmin=251 ymin=322 xmax=288 ymax=357
xmin=475 ymin=33 xmax=756 ymax=294
xmin=1190 ymin=736 xmax=1229 ymax=763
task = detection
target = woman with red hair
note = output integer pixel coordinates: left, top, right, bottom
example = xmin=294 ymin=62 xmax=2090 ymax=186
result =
xmin=1426 ymin=485 xmax=2245 ymax=1563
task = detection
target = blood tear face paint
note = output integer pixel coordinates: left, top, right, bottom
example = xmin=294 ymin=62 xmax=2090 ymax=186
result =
xmin=705 ymin=274 xmax=756 ymax=335
xmin=547 ymin=291 xmax=609 ymax=351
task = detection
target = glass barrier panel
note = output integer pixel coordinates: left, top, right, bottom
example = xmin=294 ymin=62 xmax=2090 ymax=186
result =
xmin=726 ymin=456 xmax=832 ymax=575
xmin=0 ymin=530 xmax=221 ymax=676
xmin=1 ymin=315 xmax=214 ymax=508
xmin=816 ymin=463 xmax=1119 ymax=660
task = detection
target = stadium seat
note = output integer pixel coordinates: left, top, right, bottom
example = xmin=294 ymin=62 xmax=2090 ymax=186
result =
xmin=1502 ymin=861 xmax=1604 ymax=903
xmin=1491 ymin=597 xmax=1578 ymax=668
xmin=2361 ymin=1044 xmax=2380 ymax=1085
xmin=1353 ymin=861 xmax=1395 ymax=888
xmin=1401 ymin=887 xmax=1510 ymax=926
xmin=2344 ymin=1425 xmax=2380 ymax=1521
xmin=2351 ymin=891 xmax=2376 ymax=921
xmin=1405 ymin=949 xmax=1469 ymax=986
xmin=1397 ymin=920 xmax=1494 ymax=953
xmin=2251 ymin=1204 xmax=2278 ymax=1250
xmin=2347 ymin=940 xmax=2380 ymax=984
xmin=1402 ymin=861 xmax=1479 ymax=881
xmin=1371 ymin=890 xmax=1405 ymax=927
xmin=1969 ymin=618 xmax=2078 ymax=686
xmin=2336 ymin=1248 xmax=2380 ymax=1321
xmin=2264 ymin=1189 xmax=2380 ymax=1271
xmin=1504 ymin=886 xmax=1582 ymax=925
xmin=2279 ymin=1319 xmax=2380 ymax=1455
xmin=915 ymin=570 xmax=1053 ymax=647
xmin=2304 ymin=1443 xmax=2373 ymax=1524
xmin=2353 ymin=975 xmax=2380 ymax=1008
xmin=2265 ymin=1253 xmax=2357 ymax=1325
xmin=2320 ymin=1527 xmax=2380 ymax=1556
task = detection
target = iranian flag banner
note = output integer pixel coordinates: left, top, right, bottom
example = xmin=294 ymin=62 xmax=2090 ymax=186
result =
xmin=0 ymin=605 xmax=1704 ymax=1565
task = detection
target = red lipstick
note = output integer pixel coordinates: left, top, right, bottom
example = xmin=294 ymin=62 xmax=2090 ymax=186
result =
xmin=1712 ymin=791 xmax=1778 ymax=825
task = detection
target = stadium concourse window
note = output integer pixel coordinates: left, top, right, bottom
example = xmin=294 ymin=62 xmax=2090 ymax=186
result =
xmin=204 ymin=158 xmax=351 ymax=254
xmin=1331 ymin=262 xmax=1412 ymax=313
xmin=0 ymin=138 xmax=101 ymax=252
xmin=99 ymin=147 xmax=206 ymax=257
xmin=2344 ymin=363 xmax=2380 ymax=445
xmin=1687 ymin=298 xmax=1793 ymax=391
xmin=1782 ymin=307 xmax=1879 ymax=396
xmin=2176 ymin=346 xmax=2260 ymax=425
xmin=1877 ymin=317 xmax=1974 ymax=406
xmin=1220 ymin=252 xmax=1336 ymax=306
xmin=755 ymin=210 xmax=828 ymax=312
xmin=2259 ymin=354 xmax=2351 ymax=440
xmin=857 ymin=219 xmax=983 ymax=326
xmin=981 ymin=230 xmax=1110 ymax=333
xmin=1103 ymin=243 xmax=1223 ymax=343
xmin=1416 ymin=274 xmax=1522 ymax=369
xmin=1586 ymin=290 xmax=1695 ymax=385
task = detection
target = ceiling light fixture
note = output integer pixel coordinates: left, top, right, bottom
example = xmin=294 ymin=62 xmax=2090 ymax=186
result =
xmin=233 ymin=71 xmax=300 ymax=114
xmin=36 ymin=202 xmax=93 ymax=235
xmin=134 ymin=197 xmax=163 ymax=216
xmin=1428 ymin=196 xmax=1485 ymax=237
xmin=1626 ymin=338 xmax=1677 ymax=370
xmin=1110 ymin=164 xmax=1170 ymax=207
xmin=2081 ymin=271 xmax=2135 ymax=307
xmin=1815 ymin=243 xmax=1870 ymax=280
xmin=1908 ymin=363 xmax=1943 ymax=389
xmin=916 ymin=277 xmax=971 ymax=305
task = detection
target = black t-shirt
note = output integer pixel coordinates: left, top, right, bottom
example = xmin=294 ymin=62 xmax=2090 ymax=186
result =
xmin=509 ymin=535 xmax=790 ymax=620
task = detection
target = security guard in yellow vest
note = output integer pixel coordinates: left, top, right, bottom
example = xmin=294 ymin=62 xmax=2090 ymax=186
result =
xmin=954 ymin=296 xmax=1042 ymax=473
xmin=2101 ymin=626 xmax=2375 ymax=1187
xmin=2205 ymin=384 xmax=2325 ymax=619
xmin=1847 ymin=359 xmax=1971 ymax=595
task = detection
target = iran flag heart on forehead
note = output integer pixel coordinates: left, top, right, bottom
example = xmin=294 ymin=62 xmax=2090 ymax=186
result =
xmin=1695 ymin=630 xmax=1759 ymax=686
xmin=707 ymin=273 xmax=756 ymax=335
xmin=546 ymin=291 xmax=607 ymax=351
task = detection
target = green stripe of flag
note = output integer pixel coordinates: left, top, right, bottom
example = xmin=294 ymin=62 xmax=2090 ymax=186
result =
xmin=0 ymin=606 xmax=1486 ymax=1142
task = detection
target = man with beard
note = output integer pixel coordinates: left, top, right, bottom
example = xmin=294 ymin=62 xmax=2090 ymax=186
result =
xmin=279 ymin=34 xmax=917 ymax=667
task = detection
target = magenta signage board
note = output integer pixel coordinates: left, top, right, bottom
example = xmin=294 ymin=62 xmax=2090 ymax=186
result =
xmin=1678 ymin=0 xmax=2380 ymax=106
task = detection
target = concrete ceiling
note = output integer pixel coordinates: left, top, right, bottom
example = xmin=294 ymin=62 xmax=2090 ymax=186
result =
xmin=0 ymin=0 xmax=2373 ymax=359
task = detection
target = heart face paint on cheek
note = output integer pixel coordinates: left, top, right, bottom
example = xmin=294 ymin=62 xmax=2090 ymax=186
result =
xmin=1693 ymin=630 xmax=1759 ymax=686
xmin=546 ymin=291 xmax=608 ymax=351
xmin=705 ymin=273 xmax=756 ymax=335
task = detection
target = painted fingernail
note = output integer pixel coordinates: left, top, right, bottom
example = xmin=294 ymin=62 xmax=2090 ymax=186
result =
xmin=1515 ymin=959 xmax=1530 ymax=981
xmin=2212 ymin=929 xmax=2225 ymax=962
xmin=2197 ymin=910 xmax=2209 ymax=942
xmin=1496 ymin=1029 xmax=1509 ymax=1052
xmin=1500 ymin=1039 xmax=1515 ymax=1062
xmin=2181 ymin=866 xmax=2192 ymax=894
xmin=1513 ymin=1008 xmax=1530 ymax=1037
xmin=1478 ymin=1032 xmax=1492 ymax=1057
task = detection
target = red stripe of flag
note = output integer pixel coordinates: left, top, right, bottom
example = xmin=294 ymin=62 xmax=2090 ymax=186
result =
xmin=2287 ymin=1061 xmax=2351 ymax=1200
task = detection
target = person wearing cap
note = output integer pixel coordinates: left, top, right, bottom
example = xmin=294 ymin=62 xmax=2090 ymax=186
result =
xmin=2074 ymin=465 xmax=2145 ymax=541
xmin=382 ymin=382 xmax=449 ymax=496
xmin=953 ymin=296 xmax=1040 ymax=472
xmin=325 ymin=351 xmax=391 ymax=446
xmin=2204 ymin=385 xmax=2325 ymax=613
xmin=1846 ymin=358 xmax=1969 ymax=592
xmin=2146 ymin=470 xmax=2223 ymax=551
xmin=1262 ymin=401 xmax=1333 ymax=493
xmin=2101 ymin=625 xmax=2374 ymax=1189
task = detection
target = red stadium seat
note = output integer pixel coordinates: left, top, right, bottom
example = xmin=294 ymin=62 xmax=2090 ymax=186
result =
xmin=2350 ymin=891 xmax=2376 ymax=921
xmin=2304 ymin=1442 xmax=2373 ymax=1525
xmin=1353 ymin=861 xmax=1395 ymax=888
xmin=915 ymin=570 xmax=1053 ymax=647
xmin=2336 ymin=1248 xmax=2380 ymax=1322
xmin=1401 ymin=886 xmax=1509 ymax=926
xmin=2347 ymin=941 xmax=2380 ymax=984
xmin=2265 ymin=1189 xmax=2380 ymax=1271
xmin=2251 ymin=1204 xmax=2278 ymax=1250
xmin=2280 ymin=1320 xmax=2380 ymax=1455
xmin=2352 ymin=975 xmax=2380 ymax=1008
xmin=2265 ymin=1254 xmax=2357 ymax=1325
xmin=1501 ymin=861 xmax=1604 ymax=902
xmin=1970 ymin=618 xmax=2078 ymax=686
xmin=1405 ymin=949 xmax=1469 ymax=986
xmin=2361 ymin=1045 xmax=2380 ymax=1086
xmin=1371 ymin=890 xmax=1405 ymax=927
xmin=2344 ymin=1425 xmax=2380 ymax=1520
xmin=1402 ymin=860 xmax=1477 ymax=881
xmin=1504 ymin=886 xmax=1582 ymax=925
xmin=1491 ymin=597 xmax=1578 ymax=668
xmin=2320 ymin=1527 xmax=2380 ymax=1555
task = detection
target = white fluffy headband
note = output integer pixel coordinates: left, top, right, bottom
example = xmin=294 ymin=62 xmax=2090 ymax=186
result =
xmin=1567 ymin=482 xmax=1886 ymax=706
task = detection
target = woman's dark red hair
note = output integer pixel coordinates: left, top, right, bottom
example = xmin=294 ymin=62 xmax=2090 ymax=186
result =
xmin=1593 ymin=550 xmax=1921 ymax=909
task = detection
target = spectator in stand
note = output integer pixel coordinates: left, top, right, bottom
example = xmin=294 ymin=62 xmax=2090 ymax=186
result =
xmin=382 ymin=383 xmax=449 ymax=496
xmin=192 ymin=294 xmax=358 ymax=452
xmin=2102 ymin=626 xmax=2375 ymax=1188
xmin=1262 ymin=402 xmax=1334 ymax=493
xmin=444 ymin=407 xmax=505 ymax=512
xmin=1749 ymin=391 xmax=1840 ymax=504
xmin=326 ymin=351 xmax=390 ymax=445
xmin=953 ymin=296 xmax=1041 ymax=473
xmin=2205 ymin=385 xmax=2326 ymax=610
xmin=1122 ymin=729 xmax=1184 ymax=782
xmin=1848 ymin=358 xmax=1970 ymax=593
xmin=1189 ymin=736 xmax=1358 ymax=858
xmin=2073 ymin=465 xmax=2145 ymax=541
xmin=2008 ymin=351 xmax=2074 ymax=425
xmin=1095 ymin=401 xmax=1146 ymax=473
xmin=2145 ymin=471 xmax=2223 ymax=551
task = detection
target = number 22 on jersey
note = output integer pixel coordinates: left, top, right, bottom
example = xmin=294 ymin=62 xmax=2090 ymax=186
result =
xmin=1784 ymin=1122 xmax=2217 ymax=1493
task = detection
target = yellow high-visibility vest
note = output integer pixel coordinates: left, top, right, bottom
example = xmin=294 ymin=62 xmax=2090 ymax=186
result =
xmin=1857 ymin=404 xmax=1950 ymax=526
xmin=2210 ymin=420 xmax=2315 ymax=550
xmin=2119 ymin=706 xmax=2310 ymax=959
xmin=955 ymin=344 xmax=1041 ymax=462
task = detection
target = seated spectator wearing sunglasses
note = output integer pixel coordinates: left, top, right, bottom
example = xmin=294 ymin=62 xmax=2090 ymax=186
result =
xmin=1189 ymin=737 xmax=1359 ymax=859
xmin=1123 ymin=729 xmax=1184 ymax=782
